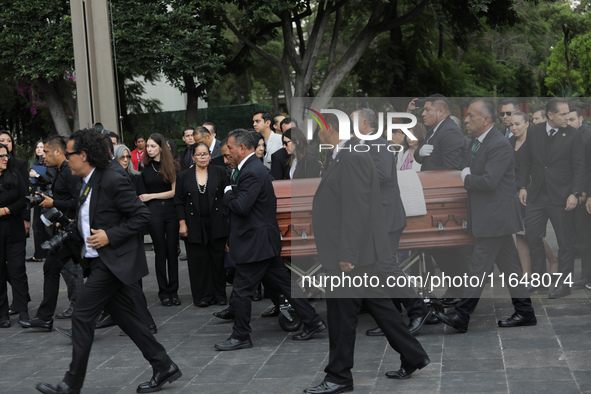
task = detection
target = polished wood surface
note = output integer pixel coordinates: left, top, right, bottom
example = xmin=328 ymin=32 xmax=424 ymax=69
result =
xmin=273 ymin=170 xmax=476 ymax=257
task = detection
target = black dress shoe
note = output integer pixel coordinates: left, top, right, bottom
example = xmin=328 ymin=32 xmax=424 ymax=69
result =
xmin=161 ymin=298 xmax=172 ymax=307
xmin=408 ymin=311 xmax=431 ymax=335
xmin=293 ymin=319 xmax=327 ymax=340
xmin=56 ymin=306 xmax=73 ymax=319
xmin=95 ymin=312 xmax=115 ymax=329
xmin=217 ymin=300 xmax=228 ymax=306
xmin=0 ymin=319 xmax=10 ymax=328
xmin=304 ymin=380 xmax=353 ymax=394
xmin=55 ymin=327 xmax=72 ymax=339
xmin=36 ymin=381 xmax=80 ymax=394
xmin=498 ymin=312 xmax=537 ymax=327
xmin=549 ymin=284 xmax=571 ymax=299
xmin=261 ymin=305 xmax=279 ymax=317
xmin=20 ymin=317 xmax=53 ymax=332
xmin=171 ymin=297 xmax=182 ymax=306
xmin=8 ymin=309 xmax=18 ymax=316
xmin=213 ymin=308 xmax=234 ymax=320
xmin=197 ymin=301 xmax=210 ymax=308
xmin=253 ymin=289 xmax=262 ymax=301
xmin=385 ymin=357 xmax=430 ymax=379
xmin=528 ymin=284 xmax=549 ymax=293
xmin=366 ymin=327 xmax=385 ymax=336
xmin=441 ymin=297 xmax=462 ymax=307
xmin=148 ymin=324 xmax=158 ymax=334
xmin=434 ymin=311 xmax=468 ymax=333
xmin=214 ymin=337 xmax=253 ymax=351
xmin=137 ymin=362 xmax=182 ymax=393
xmin=425 ymin=314 xmax=440 ymax=324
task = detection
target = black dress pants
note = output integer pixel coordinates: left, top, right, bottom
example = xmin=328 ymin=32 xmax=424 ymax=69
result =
xmin=324 ymin=267 xmax=428 ymax=385
xmin=574 ymin=205 xmax=591 ymax=280
xmin=147 ymin=200 xmax=179 ymax=300
xmin=525 ymin=192 xmax=575 ymax=283
xmin=185 ymin=238 xmax=227 ymax=305
xmin=63 ymin=258 xmax=170 ymax=389
xmin=455 ymin=235 xmax=533 ymax=322
xmin=230 ymin=256 xmax=321 ymax=341
xmin=0 ymin=222 xmax=28 ymax=315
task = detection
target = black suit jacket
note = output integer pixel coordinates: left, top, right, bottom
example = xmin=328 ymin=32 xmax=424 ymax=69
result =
xmin=464 ymin=127 xmax=522 ymax=238
xmin=85 ymin=167 xmax=151 ymax=285
xmin=175 ymin=165 xmax=229 ymax=243
xmin=180 ymin=146 xmax=194 ymax=171
xmin=312 ymin=140 xmax=391 ymax=270
xmin=222 ymin=154 xmax=281 ymax=264
xmin=517 ymin=122 xmax=585 ymax=206
xmin=270 ymin=148 xmax=289 ymax=180
xmin=271 ymin=148 xmax=321 ymax=180
xmin=362 ymin=136 xmax=406 ymax=233
xmin=583 ymin=125 xmax=591 ymax=195
xmin=415 ymin=116 xmax=467 ymax=171
xmin=14 ymin=157 xmax=30 ymax=221
xmin=211 ymin=139 xmax=222 ymax=158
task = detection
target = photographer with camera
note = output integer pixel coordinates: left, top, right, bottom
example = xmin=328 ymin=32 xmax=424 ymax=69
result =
xmin=19 ymin=135 xmax=84 ymax=331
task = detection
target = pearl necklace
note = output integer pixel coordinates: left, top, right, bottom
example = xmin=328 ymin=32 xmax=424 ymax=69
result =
xmin=196 ymin=170 xmax=208 ymax=194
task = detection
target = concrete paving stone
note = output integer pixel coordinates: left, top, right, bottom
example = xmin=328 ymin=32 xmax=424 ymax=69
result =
xmin=373 ymin=376 xmax=441 ymax=393
xmin=543 ymin=305 xmax=591 ymax=317
xmin=266 ymin=352 xmax=328 ymax=366
xmin=563 ymin=350 xmax=591 ymax=371
xmin=508 ymin=379 xmax=581 ymax=394
xmin=255 ymin=363 xmax=320 ymax=379
xmin=209 ymin=347 xmax=275 ymax=365
xmin=378 ymin=362 xmax=442 ymax=378
xmin=573 ymin=371 xmax=591 ymax=392
xmin=441 ymin=357 xmax=504 ymax=372
xmin=502 ymin=348 xmax=570 ymax=368
xmin=196 ymin=363 xmax=263 ymax=384
xmin=442 ymin=344 xmax=502 ymax=359
xmin=506 ymin=366 xmax=574 ymax=382
xmin=553 ymin=323 xmax=591 ymax=335
xmin=557 ymin=334 xmax=591 ymax=351
xmin=242 ymin=377 xmax=314 ymax=394
xmin=440 ymin=371 xmax=508 ymax=392
xmin=499 ymin=337 xmax=561 ymax=350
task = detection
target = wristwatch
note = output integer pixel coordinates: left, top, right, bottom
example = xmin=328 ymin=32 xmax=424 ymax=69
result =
xmin=573 ymin=191 xmax=582 ymax=198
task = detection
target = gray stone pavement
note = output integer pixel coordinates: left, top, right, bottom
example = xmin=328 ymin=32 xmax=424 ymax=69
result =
xmin=2 ymin=231 xmax=591 ymax=394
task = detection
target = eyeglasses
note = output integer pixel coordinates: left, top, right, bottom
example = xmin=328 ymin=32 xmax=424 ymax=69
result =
xmin=0 ymin=154 xmax=10 ymax=160
xmin=500 ymin=112 xmax=514 ymax=117
xmin=282 ymin=140 xmax=291 ymax=146
xmin=121 ymin=155 xmax=131 ymax=160
xmin=64 ymin=151 xmax=81 ymax=159
xmin=194 ymin=153 xmax=210 ymax=158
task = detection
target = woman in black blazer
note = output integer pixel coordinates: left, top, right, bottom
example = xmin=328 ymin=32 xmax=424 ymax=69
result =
xmin=280 ymin=127 xmax=321 ymax=179
xmin=0 ymin=143 xmax=30 ymax=326
xmin=175 ymin=143 xmax=230 ymax=307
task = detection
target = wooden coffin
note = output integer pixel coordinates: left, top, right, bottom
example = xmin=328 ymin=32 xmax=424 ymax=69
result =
xmin=274 ymin=170 xmax=476 ymax=258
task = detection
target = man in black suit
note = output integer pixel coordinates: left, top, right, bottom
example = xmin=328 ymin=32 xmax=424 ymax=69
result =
xmin=409 ymin=95 xmax=470 ymax=303
xmin=36 ymin=130 xmax=180 ymax=394
xmin=517 ymin=98 xmax=585 ymax=299
xmin=350 ymin=108 xmax=431 ymax=337
xmin=193 ymin=126 xmax=222 ymax=158
xmin=214 ymin=129 xmax=325 ymax=351
xmin=180 ymin=127 xmax=196 ymax=170
xmin=435 ymin=99 xmax=536 ymax=333
xmin=566 ymin=106 xmax=591 ymax=288
xmin=305 ymin=113 xmax=429 ymax=394
xmin=19 ymin=135 xmax=83 ymax=331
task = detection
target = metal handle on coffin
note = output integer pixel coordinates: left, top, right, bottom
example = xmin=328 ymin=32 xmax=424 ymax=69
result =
xmin=462 ymin=218 xmax=468 ymax=233
xmin=437 ymin=220 xmax=444 ymax=233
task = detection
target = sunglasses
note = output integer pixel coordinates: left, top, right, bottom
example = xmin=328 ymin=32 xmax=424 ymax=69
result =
xmin=64 ymin=151 xmax=81 ymax=159
xmin=282 ymin=140 xmax=291 ymax=146
xmin=121 ymin=155 xmax=132 ymax=159
xmin=0 ymin=154 xmax=10 ymax=160
xmin=500 ymin=112 xmax=514 ymax=117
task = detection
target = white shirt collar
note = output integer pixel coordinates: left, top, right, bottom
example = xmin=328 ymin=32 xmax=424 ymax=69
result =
xmin=432 ymin=118 xmax=446 ymax=133
xmin=83 ymin=167 xmax=96 ymax=184
xmin=476 ymin=126 xmax=494 ymax=143
xmin=238 ymin=152 xmax=256 ymax=171
xmin=332 ymin=139 xmax=348 ymax=160
xmin=546 ymin=121 xmax=558 ymax=135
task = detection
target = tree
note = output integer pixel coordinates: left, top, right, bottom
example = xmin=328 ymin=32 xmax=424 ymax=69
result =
xmin=0 ymin=0 xmax=76 ymax=136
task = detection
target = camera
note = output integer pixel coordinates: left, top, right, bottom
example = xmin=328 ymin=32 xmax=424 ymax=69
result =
xmin=40 ymin=208 xmax=82 ymax=253
xmin=414 ymin=99 xmax=426 ymax=108
xmin=25 ymin=188 xmax=53 ymax=210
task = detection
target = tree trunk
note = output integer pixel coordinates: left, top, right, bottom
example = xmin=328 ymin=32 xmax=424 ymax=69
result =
xmin=184 ymin=74 xmax=198 ymax=126
xmin=36 ymin=78 xmax=71 ymax=137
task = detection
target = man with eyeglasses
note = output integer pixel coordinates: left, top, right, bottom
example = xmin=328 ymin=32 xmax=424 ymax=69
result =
xmin=20 ymin=135 xmax=84 ymax=331
xmin=36 ymin=129 xmax=180 ymax=394
xmin=499 ymin=98 xmax=520 ymax=139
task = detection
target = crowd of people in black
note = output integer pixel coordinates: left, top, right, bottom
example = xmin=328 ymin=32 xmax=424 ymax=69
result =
xmin=0 ymin=98 xmax=589 ymax=393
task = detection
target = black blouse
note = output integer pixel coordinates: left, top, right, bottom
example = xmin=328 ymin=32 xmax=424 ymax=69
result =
xmin=0 ymin=171 xmax=27 ymax=224
xmin=142 ymin=161 xmax=173 ymax=197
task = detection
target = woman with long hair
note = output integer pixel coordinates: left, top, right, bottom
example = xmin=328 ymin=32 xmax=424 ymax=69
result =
xmin=175 ymin=143 xmax=229 ymax=307
xmin=281 ymin=127 xmax=321 ymax=179
xmin=114 ymin=144 xmax=141 ymax=191
xmin=139 ymin=133 xmax=180 ymax=306
xmin=28 ymin=140 xmax=52 ymax=262
xmin=395 ymin=124 xmax=427 ymax=171
xmin=509 ymin=112 xmax=558 ymax=277
xmin=0 ymin=143 xmax=30 ymax=326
